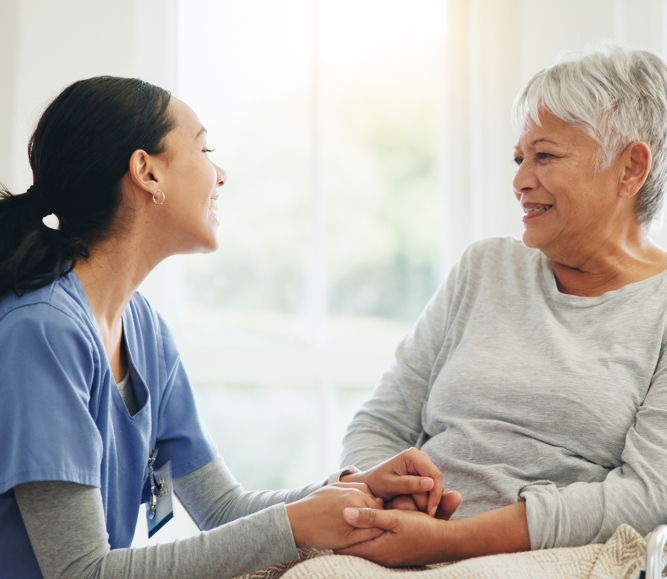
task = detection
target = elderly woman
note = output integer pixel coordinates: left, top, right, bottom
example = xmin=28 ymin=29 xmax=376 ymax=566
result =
xmin=335 ymin=45 xmax=667 ymax=566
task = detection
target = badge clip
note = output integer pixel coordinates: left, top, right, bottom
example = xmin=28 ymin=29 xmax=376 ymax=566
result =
xmin=146 ymin=448 xmax=173 ymax=538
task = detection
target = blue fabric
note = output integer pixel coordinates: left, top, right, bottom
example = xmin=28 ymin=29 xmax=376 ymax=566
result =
xmin=0 ymin=272 xmax=217 ymax=578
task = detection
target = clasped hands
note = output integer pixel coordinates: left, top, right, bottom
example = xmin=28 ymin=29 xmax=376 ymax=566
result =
xmin=286 ymin=448 xmax=462 ymax=566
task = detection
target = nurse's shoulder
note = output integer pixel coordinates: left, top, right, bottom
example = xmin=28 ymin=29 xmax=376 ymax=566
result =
xmin=0 ymin=272 xmax=97 ymax=338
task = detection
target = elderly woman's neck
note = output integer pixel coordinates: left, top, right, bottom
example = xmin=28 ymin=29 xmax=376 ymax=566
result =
xmin=549 ymin=236 xmax=667 ymax=297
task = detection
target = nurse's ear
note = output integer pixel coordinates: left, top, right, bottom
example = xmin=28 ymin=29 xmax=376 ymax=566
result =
xmin=125 ymin=149 xmax=166 ymax=206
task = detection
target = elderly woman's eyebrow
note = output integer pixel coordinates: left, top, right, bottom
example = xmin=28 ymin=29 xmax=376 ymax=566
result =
xmin=195 ymin=127 xmax=207 ymax=139
xmin=513 ymin=138 xmax=560 ymax=154
xmin=530 ymin=137 xmax=560 ymax=147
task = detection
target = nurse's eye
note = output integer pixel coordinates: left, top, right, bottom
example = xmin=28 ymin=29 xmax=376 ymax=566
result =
xmin=202 ymin=148 xmax=215 ymax=154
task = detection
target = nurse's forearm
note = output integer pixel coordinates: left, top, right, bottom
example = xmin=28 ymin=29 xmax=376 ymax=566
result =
xmin=16 ymin=481 xmax=299 ymax=579
xmin=174 ymin=455 xmax=322 ymax=530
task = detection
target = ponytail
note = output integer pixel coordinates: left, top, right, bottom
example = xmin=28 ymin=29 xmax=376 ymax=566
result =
xmin=0 ymin=186 xmax=87 ymax=295
xmin=0 ymin=76 xmax=174 ymax=296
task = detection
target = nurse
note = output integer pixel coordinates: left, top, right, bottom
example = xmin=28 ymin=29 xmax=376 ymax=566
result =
xmin=0 ymin=77 xmax=457 ymax=579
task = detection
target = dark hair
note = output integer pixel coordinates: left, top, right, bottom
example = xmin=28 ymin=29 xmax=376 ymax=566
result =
xmin=0 ymin=76 xmax=174 ymax=296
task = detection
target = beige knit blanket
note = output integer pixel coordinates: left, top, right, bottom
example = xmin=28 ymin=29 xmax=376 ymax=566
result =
xmin=237 ymin=524 xmax=654 ymax=579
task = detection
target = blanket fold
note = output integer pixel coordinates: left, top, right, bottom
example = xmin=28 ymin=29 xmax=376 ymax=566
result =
xmin=235 ymin=524 xmax=658 ymax=579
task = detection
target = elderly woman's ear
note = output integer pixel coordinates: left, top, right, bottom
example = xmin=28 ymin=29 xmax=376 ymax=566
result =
xmin=618 ymin=141 xmax=652 ymax=199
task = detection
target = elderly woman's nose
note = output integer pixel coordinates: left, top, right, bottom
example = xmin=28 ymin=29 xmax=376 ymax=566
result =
xmin=513 ymin=161 xmax=538 ymax=196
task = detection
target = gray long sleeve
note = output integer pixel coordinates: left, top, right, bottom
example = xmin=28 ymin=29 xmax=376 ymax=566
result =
xmin=174 ymin=456 xmax=323 ymax=530
xmin=15 ymin=456 xmax=322 ymax=579
xmin=342 ymin=237 xmax=667 ymax=549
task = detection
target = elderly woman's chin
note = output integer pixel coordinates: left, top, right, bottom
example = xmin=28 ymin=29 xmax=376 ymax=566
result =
xmin=520 ymin=212 xmax=557 ymax=251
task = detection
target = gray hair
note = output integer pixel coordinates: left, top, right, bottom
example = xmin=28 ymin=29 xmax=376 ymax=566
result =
xmin=513 ymin=44 xmax=667 ymax=224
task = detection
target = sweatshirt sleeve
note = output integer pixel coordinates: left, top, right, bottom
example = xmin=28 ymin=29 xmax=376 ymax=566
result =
xmin=341 ymin=262 xmax=461 ymax=470
xmin=174 ymin=455 xmax=323 ymax=530
xmin=519 ymin=348 xmax=667 ymax=549
xmin=16 ymin=479 xmax=300 ymax=579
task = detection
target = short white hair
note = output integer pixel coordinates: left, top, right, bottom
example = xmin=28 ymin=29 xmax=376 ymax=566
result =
xmin=513 ymin=44 xmax=667 ymax=224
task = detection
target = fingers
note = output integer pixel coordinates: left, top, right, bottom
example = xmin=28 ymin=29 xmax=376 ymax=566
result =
xmin=389 ymin=495 xmax=419 ymax=511
xmin=390 ymin=474 xmax=434 ymax=496
xmin=344 ymin=506 xmax=399 ymax=530
xmin=327 ymin=483 xmax=383 ymax=509
xmin=335 ymin=539 xmax=382 ymax=559
xmin=360 ymin=491 xmax=384 ymax=509
xmin=406 ymin=449 xmax=445 ymax=517
xmin=388 ymin=493 xmax=427 ymax=514
xmin=411 ymin=491 xmax=428 ymax=512
xmin=361 ymin=449 xmax=444 ymax=517
xmin=346 ymin=527 xmax=385 ymax=545
xmin=386 ymin=475 xmax=440 ymax=515
xmin=436 ymin=491 xmax=462 ymax=520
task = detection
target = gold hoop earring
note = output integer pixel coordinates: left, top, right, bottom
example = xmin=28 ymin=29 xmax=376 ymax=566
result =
xmin=153 ymin=190 xmax=166 ymax=205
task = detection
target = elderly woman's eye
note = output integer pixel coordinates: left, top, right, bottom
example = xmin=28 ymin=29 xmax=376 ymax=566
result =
xmin=513 ymin=156 xmax=523 ymax=166
xmin=536 ymin=152 xmax=552 ymax=160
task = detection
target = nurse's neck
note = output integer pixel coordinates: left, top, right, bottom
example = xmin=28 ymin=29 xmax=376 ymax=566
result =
xmin=74 ymin=227 xmax=158 ymax=382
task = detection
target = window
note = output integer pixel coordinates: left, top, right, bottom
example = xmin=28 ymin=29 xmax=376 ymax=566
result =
xmin=134 ymin=0 xmax=449 ymax=544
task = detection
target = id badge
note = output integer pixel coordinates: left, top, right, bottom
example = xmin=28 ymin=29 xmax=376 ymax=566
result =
xmin=146 ymin=459 xmax=174 ymax=538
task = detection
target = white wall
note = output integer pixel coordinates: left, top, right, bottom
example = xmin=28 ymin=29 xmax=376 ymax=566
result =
xmin=0 ymin=0 xmax=183 ymax=318
xmin=1 ymin=0 xmax=178 ymax=194
xmin=441 ymin=0 xmax=667 ymax=274
xmin=3 ymin=0 xmax=667 ymax=260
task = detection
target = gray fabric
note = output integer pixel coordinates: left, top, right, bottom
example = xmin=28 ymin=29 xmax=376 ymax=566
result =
xmin=116 ymin=372 xmax=140 ymax=417
xmin=342 ymin=237 xmax=667 ymax=550
xmin=15 ymin=456 xmax=322 ymax=579
xmin=174 ymin=456 xmax=323 ymax=530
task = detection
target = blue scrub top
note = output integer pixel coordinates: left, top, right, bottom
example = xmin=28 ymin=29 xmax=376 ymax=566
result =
xmin=0 ymin=272 xmax=217 ymax=578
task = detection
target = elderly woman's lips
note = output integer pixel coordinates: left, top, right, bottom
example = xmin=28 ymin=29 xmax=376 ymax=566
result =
xmin=523 ymin=204 xmax=553 ymax=220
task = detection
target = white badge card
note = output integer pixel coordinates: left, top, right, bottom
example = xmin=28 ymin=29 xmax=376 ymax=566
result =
xmin=146 ymin=459 xmax=174 ymax=538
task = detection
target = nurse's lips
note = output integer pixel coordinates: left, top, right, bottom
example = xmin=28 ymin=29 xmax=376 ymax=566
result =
xmin=522 ymin=202 xmax=553 ymax=221
xmin=209 ymin=194 xmax=219 ymax=213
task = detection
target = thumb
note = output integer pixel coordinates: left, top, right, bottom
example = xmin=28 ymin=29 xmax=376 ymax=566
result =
xmin=343 ymin=507 xmax=399 ymax=530
xmin=437 ymin=490 xmax=462 ymax=520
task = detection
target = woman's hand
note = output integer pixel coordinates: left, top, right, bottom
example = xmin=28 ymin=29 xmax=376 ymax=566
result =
xmin=340 ymin=448 xmax=447 ymax=517
xmin=286 ymin=482 xmax=384 ymax=550
xmin=335 ymin=507 xmax=446 ymax=566
xmin=389 ymin=490 xmax=462 ymax=520
xmin=338 ymin=501 xmax=531 ymax=565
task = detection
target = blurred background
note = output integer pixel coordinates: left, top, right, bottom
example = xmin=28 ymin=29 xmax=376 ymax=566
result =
xmin=2 ymin=0 xmax=667 ymax=545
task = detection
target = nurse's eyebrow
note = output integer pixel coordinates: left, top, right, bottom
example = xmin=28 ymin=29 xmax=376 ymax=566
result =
xmin=195 ymin=127 xmax=207 ymax=139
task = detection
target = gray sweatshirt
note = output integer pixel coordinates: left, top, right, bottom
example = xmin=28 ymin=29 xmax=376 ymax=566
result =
xmin=342 ymin=237 xmax=667 ymax=550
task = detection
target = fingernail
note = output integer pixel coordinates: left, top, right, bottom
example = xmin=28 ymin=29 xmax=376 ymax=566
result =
xmin=420 ymin=478 xmax=434 ymax=490
xmin=429 ymin=506 xmax=437 ymax=516
xmin=344 ymin=508 xmax=360 ymax=520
